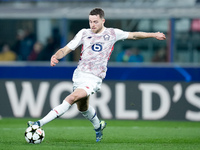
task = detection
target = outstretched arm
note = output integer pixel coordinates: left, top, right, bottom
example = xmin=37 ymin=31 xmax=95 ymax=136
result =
xmin=127 ymin=32 xmax=166 ymax=40
xmin=50 ymin=45 xmax=72 ymax=66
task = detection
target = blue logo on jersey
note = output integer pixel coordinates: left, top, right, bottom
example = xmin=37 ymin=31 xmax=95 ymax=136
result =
xmin=92 ymin=43 xmax=103 ymax=52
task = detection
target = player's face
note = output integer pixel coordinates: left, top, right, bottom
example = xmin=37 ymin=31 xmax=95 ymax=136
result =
xmin=89 ymin=15 xmax=105 ymax=34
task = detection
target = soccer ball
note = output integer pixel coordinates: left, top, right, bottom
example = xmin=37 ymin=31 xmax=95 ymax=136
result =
xmin=25 ymin=125 xmax=45 ymax=144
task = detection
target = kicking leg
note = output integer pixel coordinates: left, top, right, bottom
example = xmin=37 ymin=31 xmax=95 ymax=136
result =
xmin=28 ymin=88 xmax=87 ymax=127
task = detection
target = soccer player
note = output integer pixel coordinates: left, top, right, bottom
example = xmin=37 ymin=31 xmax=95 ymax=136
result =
xmin=28 ymin=8 xmax=166 ymax=142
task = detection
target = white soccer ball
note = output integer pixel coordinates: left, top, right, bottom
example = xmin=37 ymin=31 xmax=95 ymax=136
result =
xmin=25 ymin=125 xmax=45 ymax=144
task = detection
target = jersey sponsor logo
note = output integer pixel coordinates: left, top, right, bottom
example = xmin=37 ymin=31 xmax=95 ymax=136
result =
xmin=92 ymin=43 xmax=103 ymax=52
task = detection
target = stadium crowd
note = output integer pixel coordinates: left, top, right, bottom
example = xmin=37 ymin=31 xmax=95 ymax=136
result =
xmin=0 ymin=28 xmax=61 ymax=61
xmin=0 ymin=28 xmax=168 ymax=63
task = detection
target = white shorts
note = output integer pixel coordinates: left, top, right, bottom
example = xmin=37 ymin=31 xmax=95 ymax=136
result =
xmin=72 ymin=69 xmax=102 ymax=96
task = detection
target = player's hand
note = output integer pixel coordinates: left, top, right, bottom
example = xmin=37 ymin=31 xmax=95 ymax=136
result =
xmin=155 ymin=32 xmax=166 ymax=40
xmin=50 ymin=55 xmax=59 ymax=66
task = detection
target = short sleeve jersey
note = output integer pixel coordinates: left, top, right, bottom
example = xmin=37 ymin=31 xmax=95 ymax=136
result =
xmin=67 ymin=27 xmax=129 ymax=79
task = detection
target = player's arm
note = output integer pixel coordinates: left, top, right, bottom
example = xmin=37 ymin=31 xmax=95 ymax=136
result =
xmin=50 ymin=45 xmax=72 ymax=66
xmin=127 ymin=32 xmax=166 ymax=40
xmin=51 ymin=29 xmax=84 ymax=66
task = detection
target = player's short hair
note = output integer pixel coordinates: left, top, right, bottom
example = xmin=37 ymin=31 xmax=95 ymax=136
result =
xmin=89 ymin=8 xmax=105 ymax=19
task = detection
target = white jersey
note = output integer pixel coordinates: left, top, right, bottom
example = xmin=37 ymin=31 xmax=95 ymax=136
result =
xmin=67 ymin=27 xmax=129 ymax=79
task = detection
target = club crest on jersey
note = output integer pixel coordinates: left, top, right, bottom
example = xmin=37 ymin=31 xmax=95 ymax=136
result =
xmin=92 ymin=43 xmax=103 ymax=52
xmin=103 ymin=34 xmax=110 ymax=41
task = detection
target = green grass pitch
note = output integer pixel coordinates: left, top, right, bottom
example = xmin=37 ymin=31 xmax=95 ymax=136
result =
xmin=0 ymin=118 xmax=200 ymax=150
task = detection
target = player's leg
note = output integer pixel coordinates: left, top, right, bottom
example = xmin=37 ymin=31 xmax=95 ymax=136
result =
xmin=76 ymin=97 xmax=101 ymax=129
xmin=28 ymin=88 xmax=87 ymax=127
xmin=77 ymin=97 xmax=106 ymax=142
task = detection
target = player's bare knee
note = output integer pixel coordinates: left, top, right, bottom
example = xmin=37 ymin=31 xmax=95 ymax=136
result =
xmin=65 ymin=95 xmax=75 ymax=104
xmin=65 ymin=94 xmax=80 ymax=104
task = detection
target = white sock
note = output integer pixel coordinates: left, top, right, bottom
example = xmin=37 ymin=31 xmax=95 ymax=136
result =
xmin=39 ymin=100 xmax=71 ymax=126
xmin=80 ymin=105 xmax=100 ymax=130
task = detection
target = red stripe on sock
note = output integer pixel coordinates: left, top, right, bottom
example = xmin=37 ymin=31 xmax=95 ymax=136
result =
xmin=54 ymin=109 xmax=59 ymax=114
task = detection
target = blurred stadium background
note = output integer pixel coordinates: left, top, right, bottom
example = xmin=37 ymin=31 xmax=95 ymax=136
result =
xmin=0 ymin=0 xmax=200 ymax=121
xmin=0 ymin=0 xmax=200 ymax=63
